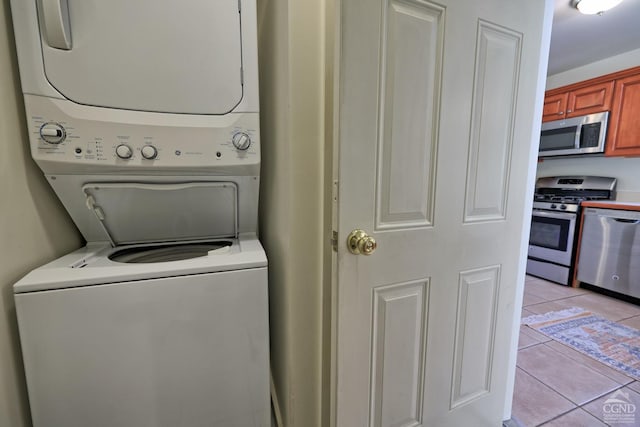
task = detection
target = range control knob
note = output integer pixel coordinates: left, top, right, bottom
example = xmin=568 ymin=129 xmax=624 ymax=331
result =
xmin=115 ymin=144 xmax=133 ymax=159
xmin=39 ymin=122 xmax=66 ymax=144
xmin=232 ymin=132 xmax=251 ymax=151
xmin=141 ymin=145 xmax=158 ymax=160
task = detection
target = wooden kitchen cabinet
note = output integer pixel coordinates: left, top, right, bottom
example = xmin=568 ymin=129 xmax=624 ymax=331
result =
xmin=542 ymin=80 xmax=614 ymax=122
xmin=605 ymin=72 xmax=640 ymax=157
xmin=567 ymin=81 xmax=614 ymax=117
xmin=542 ymin=93 xmax=568 ymax=122
xmin=541 ymin=65 xmax=640 ymax=157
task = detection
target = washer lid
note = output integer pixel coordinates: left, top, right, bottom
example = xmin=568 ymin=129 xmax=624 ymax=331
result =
xmin=38 ymin=0 xmax=243 ymax=114
xmin=83 ymin=182 xmax=238 ymax=246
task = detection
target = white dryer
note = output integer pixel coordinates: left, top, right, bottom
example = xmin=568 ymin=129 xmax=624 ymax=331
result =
xmin=9 ymin=0 xmax=269 ymax=426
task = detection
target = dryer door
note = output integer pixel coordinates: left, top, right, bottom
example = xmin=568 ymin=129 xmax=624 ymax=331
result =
xmin=37 ymin=0 xmax=243 ymax=114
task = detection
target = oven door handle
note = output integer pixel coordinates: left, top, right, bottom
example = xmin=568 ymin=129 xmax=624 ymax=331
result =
xmin=531 ymin=209 xmax=577 ymax=221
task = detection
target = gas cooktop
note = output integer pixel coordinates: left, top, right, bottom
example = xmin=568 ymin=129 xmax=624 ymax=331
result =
xmin=532 ymin=176 xmax=617 ymax=213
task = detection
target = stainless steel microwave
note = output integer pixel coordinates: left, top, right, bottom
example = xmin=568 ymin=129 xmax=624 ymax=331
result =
xmin=539 ymin=111 xmax=609 ymax=157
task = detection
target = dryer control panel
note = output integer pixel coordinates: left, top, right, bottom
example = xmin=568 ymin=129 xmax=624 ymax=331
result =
xmin=25 ymin=95 xmax=260 ymax=175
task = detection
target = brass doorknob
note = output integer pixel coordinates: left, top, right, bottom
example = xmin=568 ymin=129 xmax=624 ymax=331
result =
xmin=347 ymin=229 xmax=377 ymax=255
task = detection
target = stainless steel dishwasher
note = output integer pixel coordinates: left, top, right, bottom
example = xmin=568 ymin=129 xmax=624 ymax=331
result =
xmin=577 ymin=207 xmax=640 ymax=299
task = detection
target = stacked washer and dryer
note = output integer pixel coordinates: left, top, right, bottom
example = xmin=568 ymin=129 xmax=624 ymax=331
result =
xmin=9 ymin=1 xmax=270 ymax=426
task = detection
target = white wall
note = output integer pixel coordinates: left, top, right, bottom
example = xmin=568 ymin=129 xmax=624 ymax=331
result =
xmin=0 ymin=2 xmax=83 ymax=426
xmin=257 ymin=0 xmax=329 ymax=425
xmin=537 ymin=156 xmax=640 ymax=201
xmin=539 ymin=50 xmax=640 ymax=200
xmin=546 ymin=47 xmax=640 ymax=89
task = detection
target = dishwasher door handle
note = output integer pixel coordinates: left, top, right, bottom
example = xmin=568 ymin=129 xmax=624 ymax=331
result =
xmin=609 ymin=217 xmax=640 ymax=224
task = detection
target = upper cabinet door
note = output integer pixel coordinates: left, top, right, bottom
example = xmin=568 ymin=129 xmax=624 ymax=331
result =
xmin=38 ymin=0 xmax=243 ymax=114
xmin=542 ymin=92 xmax=567 ymax=122
xmin=566 ymin=81 xmax=614 ymax=118
xmin=606 ymin=73 xmax=640 ymax=157
xmin=542 ymin=81 xmax=613 ymax=123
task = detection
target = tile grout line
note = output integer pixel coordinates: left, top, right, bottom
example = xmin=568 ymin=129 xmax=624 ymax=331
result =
xmin=523 ymin=296 xmax=587 ymax=308
xmin=574 ymin=383 xmax=626 ymax=427
xmin=534 ymin=406 xmax=579 ymax=427
xmin=616 ymin=313 xmax=640 ymax=322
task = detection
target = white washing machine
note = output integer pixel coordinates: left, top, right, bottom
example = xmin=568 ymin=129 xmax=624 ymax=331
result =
xmin=9 ymin=0 xmax=270 ymax=426
xmin=14 ymin=237 xmax=269 ymax=427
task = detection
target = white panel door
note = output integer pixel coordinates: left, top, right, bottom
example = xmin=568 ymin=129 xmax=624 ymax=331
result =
xmin=335 ymin=0 xmax=552 ymax=425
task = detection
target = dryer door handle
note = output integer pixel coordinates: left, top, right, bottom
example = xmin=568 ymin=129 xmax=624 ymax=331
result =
xmin=40 ymin=0 xmax=72 ymax=50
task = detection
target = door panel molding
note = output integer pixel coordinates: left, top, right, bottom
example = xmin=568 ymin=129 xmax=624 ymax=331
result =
xmin=450 ymin=265 xmax=500 ymax=408
xmin=375 ymin=0 xmax=444 ymax=230
xmin=464 ymin=21 xmax=522 ymax=223
xmin=369 ymin=280 xmax=430 ymax=427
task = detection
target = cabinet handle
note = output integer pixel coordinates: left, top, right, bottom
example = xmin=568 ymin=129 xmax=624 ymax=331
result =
xmin=558 ymin=111 xmax=564 ymax=115
xmin=567 ymin=110 xmax=572 ymax=113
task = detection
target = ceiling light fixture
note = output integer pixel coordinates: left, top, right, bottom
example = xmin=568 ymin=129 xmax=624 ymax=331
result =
xmin=574 ymin=0 xmax=624 ymax=15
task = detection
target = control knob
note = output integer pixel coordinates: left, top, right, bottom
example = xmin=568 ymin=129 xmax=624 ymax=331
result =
xmin=141 ymin=145 xmax=158 ymax=160
xmin=232 ymin=132 xmax=251 ymax=151
xmin=116 ymin=144 xmax=133 ymax=159
xmin=39 ymin=122 xmax=66 ymax=144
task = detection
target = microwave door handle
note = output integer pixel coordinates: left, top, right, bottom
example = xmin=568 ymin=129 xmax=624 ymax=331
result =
xmin=574 ymin=121 xmax=582 ymax=149
xmin=40 ymin=0 xmax=72 ymax=50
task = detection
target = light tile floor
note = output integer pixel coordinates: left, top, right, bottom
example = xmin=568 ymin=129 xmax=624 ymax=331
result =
xmin=512 ymin=275 xmax=640 ymax=426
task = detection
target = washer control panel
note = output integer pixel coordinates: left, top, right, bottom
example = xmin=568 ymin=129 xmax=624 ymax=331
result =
xmin=26 ymin=96 xmax=260 ymax=172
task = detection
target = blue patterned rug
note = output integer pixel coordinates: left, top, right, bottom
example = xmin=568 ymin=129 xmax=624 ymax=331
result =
xmin=522 ymin=307 xmax=640 ymax=380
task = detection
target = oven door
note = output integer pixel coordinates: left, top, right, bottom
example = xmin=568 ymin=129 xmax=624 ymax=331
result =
xmin=528 ymin=209 xmax=577 ymax=266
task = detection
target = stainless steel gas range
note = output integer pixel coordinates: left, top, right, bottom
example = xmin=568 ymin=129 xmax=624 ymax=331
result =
xmin=526 ymin=176 xmax=617 ymax=286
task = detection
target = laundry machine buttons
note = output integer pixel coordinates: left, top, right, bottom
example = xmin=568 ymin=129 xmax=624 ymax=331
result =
xmin=232 ymin=132 xmax=252 ymax=151
xmin=39 ymin=122 xmax=66 ymax=144
xmin=141 ymin=145 xmax=158 ymax=160
xmin=115 ymin=144 xmax=133 ymax=159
